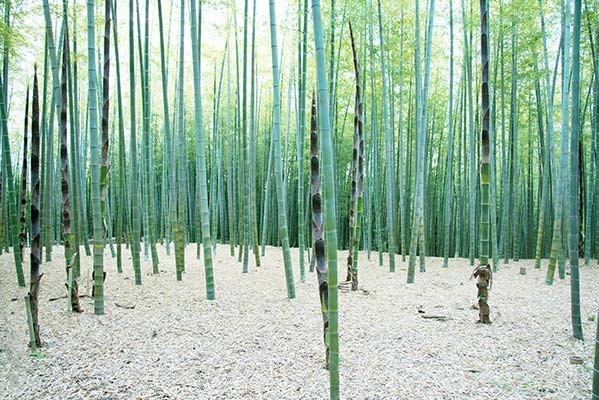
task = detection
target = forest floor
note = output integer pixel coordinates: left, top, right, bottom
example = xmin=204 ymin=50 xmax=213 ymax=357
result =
xmin=0 ymin=243 xmax=597 ymax=400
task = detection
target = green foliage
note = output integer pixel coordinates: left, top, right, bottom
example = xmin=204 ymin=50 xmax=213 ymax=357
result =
xmin=0 ymin=19 xmax=24 ymax=58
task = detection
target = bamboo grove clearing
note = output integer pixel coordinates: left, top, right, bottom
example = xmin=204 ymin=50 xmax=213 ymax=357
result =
xmin=0 ymin=0 xmax=598 ymax=399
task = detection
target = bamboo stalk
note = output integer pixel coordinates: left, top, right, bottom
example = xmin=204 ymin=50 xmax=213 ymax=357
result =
xmin=311 ymin=0 xmax=339 ymax=396
xmin=29 ymin=66 xmax=42 ymax=347
xmin=268 ymin=0 xmax=295 ymax=299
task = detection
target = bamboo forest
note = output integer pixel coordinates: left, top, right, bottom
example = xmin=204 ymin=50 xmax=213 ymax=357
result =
xmin=0 ymin=0 xmax=598 ymax=398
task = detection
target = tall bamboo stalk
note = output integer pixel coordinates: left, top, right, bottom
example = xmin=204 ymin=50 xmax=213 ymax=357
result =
xmin=346 ymin=20 xmax=364 ymax=291
xmin=71 ymin=8 xmax=90 ymax=260
xmin=465 ymin=0 xmax=476 ymax=266
xmin=377 ymin=0 xmax=395 ymax=272
xmin=534 ymin=0 xmax=556 ymax=269
xmin=88 ymin=0 xmax=105 ymax=315
xmin=129 ymin=0 xmax=142 ymax=285
xmin=189 ymin=0 xmax=215 ymax=300
xmin=248 ymin=0 xmax=260 ymax=268
xmin=479 ymin=0 xmax=490 ymax=265
xmin=174 ymin=0 xmax=186 ymax=280
xmin=41 ymin=0 xmax=62 ymax=263
xmin=547 ymin=0 xmax=571 ymax=285
xmin=142 ymin=0 xmax=159 ymax=273
xmin=568 ymin=0 xmax=583 ymax=341
xmin=311 ymin=0 xmax=339 ymax=396
xmin=310 ymin=93 xmax=329 ymax=368
xmin=29 ymin=67 xmax=42 ymax=347
xmin=241 ymin=0 xmax=251 ymax=273
xmin=268 ymin=0 xmax=296 ymax=299
xmin=157 ymin=0 xmax=177 ymax=276
xmin=100 ymin=0 xmax=112 ymax=255
xmin=19 ymin=86 xmax=29 ymax=262
xmin=408 ymin=0 xmax=435 ymax=281
xmin=296 ymin=0 xmax=308 ymax=282
xmin=60 ymin=31 xmax=82 ymax=313
xmin=111 ymin=0 xmax=126 ymax=274
xmin=443 ymin=0 xmax=455 ymax=268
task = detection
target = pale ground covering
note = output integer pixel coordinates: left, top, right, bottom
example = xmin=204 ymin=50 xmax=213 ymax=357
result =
xmin=0 ymin=243 xmax=597 ymax=400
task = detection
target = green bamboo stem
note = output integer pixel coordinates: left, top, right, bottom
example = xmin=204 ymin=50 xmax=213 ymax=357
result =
xmin=189 ymin=0 xmax=215 ymax=300
xmin=241 ymin=0 xmax=251 ymax=274
xmin=510 ymin=27 xmax=520 ymax=263
xmin=261 ymin=126 xmax=274 ymax=256
xmin=111 ymin=0 xmax=126 ymax=274
xmin=479 ymin=0 xmax=490 ymax=265
xmin=377 ymin=0 xmax=395 ymax=272
xmin=64 ymin=5 xmax=82 ymax=277
xmin=100 ymin=0 xmax=112 ymax=257
xmin=157 ymin=0 xmax=177 ymax=276
xmin=268 ymin=0 xmax=295 ymax=299
xmin=247 ymin=3 xmax=262 ymax=266
xmin=143 ymin=0 xmax=159 ymax=273
xmin=87 ymin=0 xmax=105 ymax=315
xmin=42 ymin=0 xmax=63 ymax=264
xmin=19 ymin=86 xmax=29 ymax=262
xmin=443 ymin=0 xmax=455 ymax=268
xmin=296 ymin=0 xmax=308 ymax=282
xmin=311 ymin=0 xmax=339 ymax=396
xmin=568 ymin=0 xmax=583 ymax=340
xmin=409 ymin=0 xmax=435 ymax=281
xmin=70 ymin=11 xmax=91 ymax=259
xmin=464 ymin=0 xmax=476 ymax=266
xmin=175 ymin=0 xmax=186 ymax=281
xmin=0 ymin=80 xmax=25 ymax=286
xmin=129 ymin=0 xmax=142 ymax=285
xmin=346 ymin=20 xmax=363 ymax=291
xmin=547 ymin=0 xmax=570 ymax=285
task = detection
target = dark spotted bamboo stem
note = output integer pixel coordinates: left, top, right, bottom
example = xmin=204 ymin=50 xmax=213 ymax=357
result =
xmin=310 ymin=93 xmax=328 ymax=367
xmin=30 ymin=67 xmax=42 ymax=346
